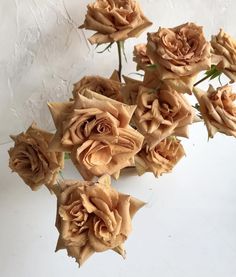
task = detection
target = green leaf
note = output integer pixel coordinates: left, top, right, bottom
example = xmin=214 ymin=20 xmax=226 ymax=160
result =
xmin=205 ymin=65 xmax=222 ymax=78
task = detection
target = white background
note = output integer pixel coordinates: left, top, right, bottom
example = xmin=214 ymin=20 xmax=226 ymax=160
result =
xmin=0 ymin=0 xmax=236 ymax=276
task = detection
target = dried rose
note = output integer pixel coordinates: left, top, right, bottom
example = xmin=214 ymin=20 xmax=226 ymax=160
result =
xmin=194 ymin=85 xmax=236 ymax=138
xmin=135 ymin=137 xmax=185 ymax=177
xmin=146 ymin=22 xmax=211 ymax=93
xmin=133 ymin=43 xmax=152 ymax=71
xmin=211 ymin=29 xmax=236 ymax=83
xmin=134 ymin=85 xmax=197 ymax=149
xmin=79 ymin=0 xmax=152 ymax=44
xmin=121 ymin=74 xmax=162 ymax=107
xmin=49 ymin=90 xmax=144 ymax=179
xmin=8 ymin=123 xmax=64 ymax=191
xmin=71 ymin=127 xmax=143 ymax=180
xmin=73 ymin=73 xmax=123 ymax=102
xmin=122 ymin=75 xmax=143 ymax=105
xmin=55 ymin=175 xmax=145 ymax=266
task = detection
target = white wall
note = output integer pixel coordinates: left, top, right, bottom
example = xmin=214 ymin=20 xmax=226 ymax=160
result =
xmin=1 ymin=0 xmax=236 ymax=143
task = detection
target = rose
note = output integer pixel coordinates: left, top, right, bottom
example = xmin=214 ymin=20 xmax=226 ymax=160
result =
xmin=55 ymin=175 xmax=145 ymax=266
xmin=134 ymin=85 xmax=197 ymax=149
xmin=79 ymin=0 xmax=152 ymax=44
xmin=146 ymin=22 xmax=211 ymax=93
xmin=73 ymin=73 xmax=123 ymax=102
xmin=49 ymin=89 xmax=144 ymax=179
xmin=211 ymin=29 xmax=236 ymax=83
xmin=135 ymin=137 xmax=185 ymax=177
xmin=122 ymin=75 xmax=143 ymax=105
xmin=133 ymin=43 xmax=152 ymax=71
xmin=122 ymin=74 xmax=161 ymax=106
xmin=71 ymin=128 xmax=143 ymax=180
xmin=8 ymin=123 xmax=64 ymax=191
xmin=193 ymin=85 xmax=236 ymax=138
xmin=48 ymin=89 xmax=136 ymax=152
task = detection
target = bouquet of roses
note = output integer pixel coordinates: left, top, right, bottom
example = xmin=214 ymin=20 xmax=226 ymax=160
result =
xmin=8 ymin=0 xmax=236 ymax=267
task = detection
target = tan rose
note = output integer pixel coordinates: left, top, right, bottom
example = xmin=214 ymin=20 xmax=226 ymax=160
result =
xmin=73 ymin=72 xmax=123 ymax=102
xmin=122 ymin=74 xmax=161 ymax=107
xmin=49 ymin=89 xmax=144 ymax=179
xmin=135 ymin=137 xmax=185 ymax=177
xmin=133 ymin=43 xmax=152 ymax=71
xmin=122 ymin=75 xmax=143 ymax=105
xmin=211 ymin=29 xmax=236 ymax=83
xmin=146 ymin=22 xmax=211 ymax=93
xmin=71 ymin=127 xmax=143 ymax=180
xmin=79 ymin=0 xmax=152 ymax=44
xmin=193 ymin=85 xmax=236 ymax=138
xmin=8 ymin=123 xmax=64 ymax=191
xmin=134 ymin=85 xmax=197 ymax=149
xmin=55 ymin=175 xmax=145 ymax=266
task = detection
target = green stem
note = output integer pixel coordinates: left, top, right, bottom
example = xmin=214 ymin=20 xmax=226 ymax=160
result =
xmin=117 ymin=41 xmax=122 ymax=82
xmin=194 ymin=74 xmax=210 ymax=87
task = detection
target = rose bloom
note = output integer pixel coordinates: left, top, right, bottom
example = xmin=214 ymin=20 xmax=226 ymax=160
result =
xmin=72 ymin=73 xmax=123 ymax=102
xmin=49 ymin=89 xmax=144 ymax=179
xmin=79 ymin=0 xmax=152 ymax=44
xmin=122 ymin=74 xmax=162 ymax=109
xmin=134 ymin=85 xmax=197 ymax=149
xmin=194 ymin=85 xmax=236 ymax=138
xmin=135 ymin=137 xmax=185 ymax=177
xmin=146 ymin=22 xmax=211 ymax=93
xmin=71 ymin=127 xmax=143 ymax=180
xmin=55 ymin=175 xmax=145 ymax=266
xmin=211 ymin=29 xmax=236 ymax=83
xmin=133 ymin=43 xmax=152 ymax=71
xmin=122 ymin=75 xmax=143 ymax=105
xmin=8 ymin=123 xmax=64 ymax=191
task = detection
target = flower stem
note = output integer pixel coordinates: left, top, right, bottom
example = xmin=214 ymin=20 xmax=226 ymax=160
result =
xmin=117 ymin=41 xmax=122 ymax=82
xmin=194 ymin=75 xmax=210 ymax=87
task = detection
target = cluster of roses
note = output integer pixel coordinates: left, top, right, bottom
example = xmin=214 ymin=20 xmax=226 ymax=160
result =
xmin=8 ymin=0 xmax=236 ymax=267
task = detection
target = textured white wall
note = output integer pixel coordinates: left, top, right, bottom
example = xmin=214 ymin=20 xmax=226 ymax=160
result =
xmin=1 ymin=0 xmax=236 ymax=143
xmin=1 ymin=2 xmax=236 ymax=277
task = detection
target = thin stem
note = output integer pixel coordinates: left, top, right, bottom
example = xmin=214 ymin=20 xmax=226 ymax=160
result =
xmin=117 ymin=41 xmax=122 ymax=82
xmin=194 ymin=74 xmax=210 ymax=87
xmin=59 ymin=171 xmax=65 ymax=181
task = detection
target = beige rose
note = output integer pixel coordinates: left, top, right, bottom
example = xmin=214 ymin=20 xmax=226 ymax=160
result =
xmin=193 ymin=85 xmax=236 ymax=138
xmin=55 ymin=175 xmax=145 ymax=266
xmin=134 ymin=85 xmax=197 ymax=149
xmin=49 ymin=89 xmax=144 ymax=179
xmin=73 ymin=72 xmax=123 ymax=102
xmin=71 ymin=127 xmax=143 ymax=180
xmin=211 ymin=29 xmax=236 ymax=83
xmin=122 ymin=75 xmax=143 ymax=105
xmin=79 ymin=0 xmax=152 ymax=44
xmin=146 ymin=22 xmax=211 ymax=93
xmin=122 ymin=74 xmax=162 ymax=108
xmin=8 ymin=123 xmax=64 ymax=191
xmin=135 ymin=137 xmax=185 ymax=177
xmin=133 ymin=43 xmax=152 ymax=71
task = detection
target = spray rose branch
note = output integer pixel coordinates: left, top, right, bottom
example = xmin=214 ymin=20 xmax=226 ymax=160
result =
xmin=194 ymin=65 xmax=222 ymax=87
